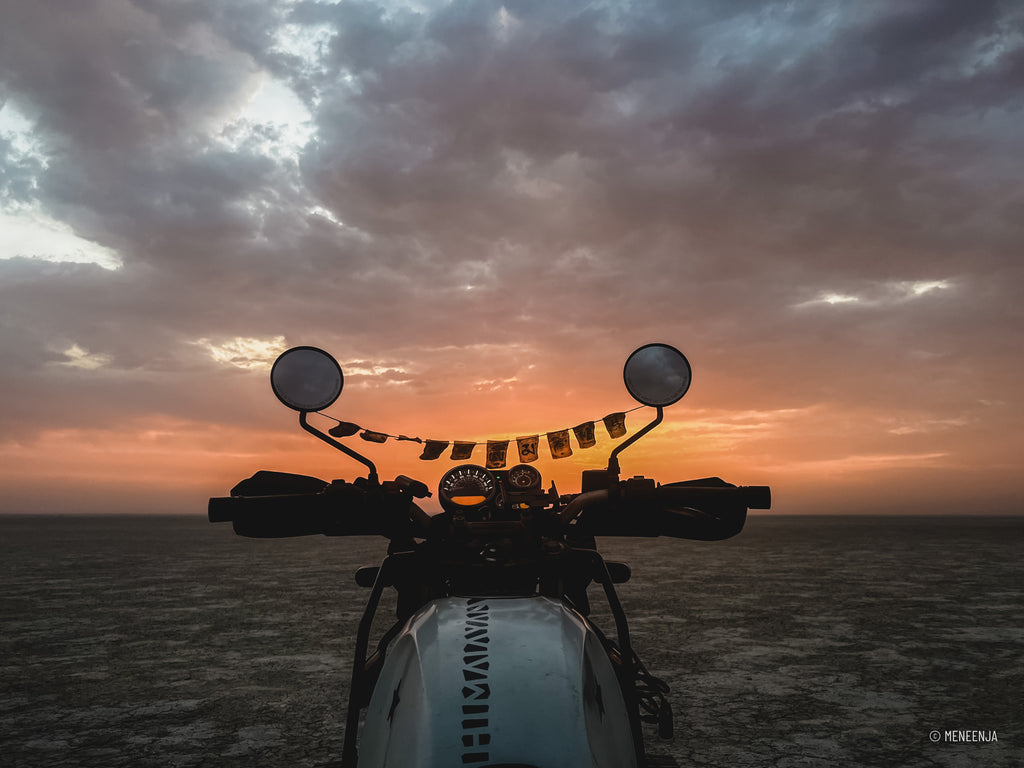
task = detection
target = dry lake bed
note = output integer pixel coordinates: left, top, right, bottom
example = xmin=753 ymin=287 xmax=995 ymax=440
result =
xmin=2 ymin=514 xmax=1021 ymax=767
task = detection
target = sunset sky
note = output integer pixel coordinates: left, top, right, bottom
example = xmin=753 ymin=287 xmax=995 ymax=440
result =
xmin=1 ymin=1 xmax=1022 ymax=515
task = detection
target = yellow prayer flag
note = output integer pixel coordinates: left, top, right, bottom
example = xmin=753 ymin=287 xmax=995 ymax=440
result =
xmin=419 ymin=440 xmax=448 ymax=460
xmin=451 ymin=442 xmax=476 ymax=460
xmin=486 ymin=440 xmax=509 ymax=469
xmin=603 ymin=413 xmax=627 ymax=439
xmin=328 ymin=422 xmax=360 ymax=437
xmin=547 ymin=429 xmax=573 ymax=459
xmin=517 ymin=435 xmax=539 ymax=463
xmin=573 ymin=421 xmax=597 ymax=448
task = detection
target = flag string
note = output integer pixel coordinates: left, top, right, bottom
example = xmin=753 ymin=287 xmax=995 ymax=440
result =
xmin=316 ymin=405 xmax=647 ymax=468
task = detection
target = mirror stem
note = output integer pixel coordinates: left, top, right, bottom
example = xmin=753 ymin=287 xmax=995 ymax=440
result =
xmin=607 ymin=406 xmax=663 ymax=479
xmin=299 ymin=411 xmax=379 ymax=484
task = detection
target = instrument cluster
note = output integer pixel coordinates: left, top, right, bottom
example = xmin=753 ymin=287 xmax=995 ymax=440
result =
xmin=438 ymin=463 xmax=544 ymax=519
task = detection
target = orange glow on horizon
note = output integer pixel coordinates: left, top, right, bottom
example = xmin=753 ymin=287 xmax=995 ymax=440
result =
xmin=2 ymin=392 xmax=1017 ymax=516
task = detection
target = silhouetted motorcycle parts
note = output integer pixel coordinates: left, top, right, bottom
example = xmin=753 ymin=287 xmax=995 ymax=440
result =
xmin=209 ymin=343 xmax=771 ymax=767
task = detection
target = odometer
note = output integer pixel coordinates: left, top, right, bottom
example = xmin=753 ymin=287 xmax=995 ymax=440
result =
xmin=438 ymin=465 xmax=498 ymax=511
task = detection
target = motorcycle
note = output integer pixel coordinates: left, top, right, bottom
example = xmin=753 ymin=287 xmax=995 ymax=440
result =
xmin=209 ymin=343 xmax=771 ymax=767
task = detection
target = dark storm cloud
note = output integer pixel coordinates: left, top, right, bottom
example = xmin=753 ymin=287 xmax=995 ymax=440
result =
xmin=1 ymin=0 xmax=1022 ymax=452
xmin=297 ymin=0 xmax=1023 ymax=299
xmin=0 ymin=1 xmax=261 ymax=150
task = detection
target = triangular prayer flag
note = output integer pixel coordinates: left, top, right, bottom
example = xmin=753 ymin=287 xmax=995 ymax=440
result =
xmin=419 ymin=440 xmax=449 ymax=460
xmin=451 ymin=442 xmax=476 ymax=460
xmin=486 ymin=440 xmax=509 ymax=469
xmin=603 ymin=412 xmax=627 ymax=439
xmin=547 ymin=429 xmax=573 ymax=459
xmin=517 ymin=435 xmax=539 ymax=463
xmin=572 ymin=421 xmax=597 ymax=448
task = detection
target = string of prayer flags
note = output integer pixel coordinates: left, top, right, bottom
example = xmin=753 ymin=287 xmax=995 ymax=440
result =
xmin=603 ymin=412 xmax=627 ymax=439
xmin=486 ymin=440 xmax=510 ymax=469
xmin=547 ymin=429 xmax=573 ymax=459
xmin=322 ymin=408 xmax=638 ymax=462
xmin=517 ymin=435 xmax=539 ymax=463
xmin=419 ymin=440 xmax=449 ymax=460
xmin=451 ymin=441 xmax=476 ymax=460
xmin=573 ymin=421 xmax=597 ymax=448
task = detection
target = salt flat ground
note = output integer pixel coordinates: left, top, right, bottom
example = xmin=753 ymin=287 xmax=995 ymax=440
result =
xmin=1 ymin=514 xmax=1020 ymax=767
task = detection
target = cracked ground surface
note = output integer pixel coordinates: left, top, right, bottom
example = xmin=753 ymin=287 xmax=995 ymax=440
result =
xmin=2 ymin=514 xmax=1021 ymax=767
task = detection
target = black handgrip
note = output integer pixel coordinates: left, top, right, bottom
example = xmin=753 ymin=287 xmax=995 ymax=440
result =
xmin=742 ymin=485 xmax=771 ymax=509
xmin=208 ymin=481 xmax=383 ymax=538
xmin=208 ymin=493 xmax=333 ymax=537
xmin=576 ymin=481 xmax=771 ymax=540
xmin=654 ymin=485 xmax=771 ymax=541
xmin=657 ymin=485 xmax=771 ymax=510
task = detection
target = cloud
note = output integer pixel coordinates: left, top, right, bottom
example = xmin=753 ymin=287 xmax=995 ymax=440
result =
xmin=194 ymin=335 xmax=288 ymax=369
xmin=766 ymin=451 xmax=953 ymax=476
xmin=0 ymin=0 xmax=1022 ymax=512
xmin=57 ymin=343 xmax=114 ymax=370
xmin=793 ymin=278 xmax=954 ymax=308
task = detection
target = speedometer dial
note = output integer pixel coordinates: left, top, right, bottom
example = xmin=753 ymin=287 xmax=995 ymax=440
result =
xmin=438 ymin=465 xmax=498 ymax=511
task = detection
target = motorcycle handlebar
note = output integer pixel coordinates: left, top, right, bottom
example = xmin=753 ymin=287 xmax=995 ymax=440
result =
xmin=651 ymin=483 xmax=770 ymax=540
xmin=570 ymin=482 xmax=771 ymax=540
xmin=210 ymin=473 xmax=771 ymax=542
xmin=208 ymin=481 xmax=388 ymax=538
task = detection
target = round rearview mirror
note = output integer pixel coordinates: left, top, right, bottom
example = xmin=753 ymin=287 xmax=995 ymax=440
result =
xmin=270 ymin=346 xmax=344 ymax=412
xmin=623 ymin=343 xmax=692 ymax=407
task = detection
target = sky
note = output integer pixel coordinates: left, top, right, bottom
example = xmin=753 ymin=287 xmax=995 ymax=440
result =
xmin=1 ymin=0 xmax=1022 ymax=516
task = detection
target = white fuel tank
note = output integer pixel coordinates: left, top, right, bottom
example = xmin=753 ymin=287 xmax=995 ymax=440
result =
xmin=358 ymin=595 xmax=637 ymax=768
